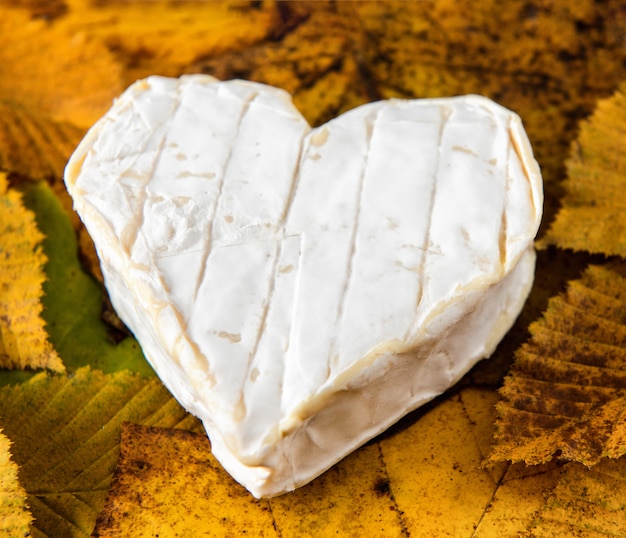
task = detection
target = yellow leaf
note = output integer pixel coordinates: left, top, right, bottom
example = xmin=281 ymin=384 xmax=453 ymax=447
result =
xmin=0 ymin=173 xmax=63 ymax=372
xmin=93 ymin=388 xmax=562 ymax=537
xmin=0 ymin=428 xmax=32 ymax=537
xmin=542 ymin=83 xmax=626 ymax=256
xmin=529 ymin=458 xmax=626 ymax=537
xmin=0 ymin=7 xmax=123 ymax=128
xmin=93 ymin=424 xmax=276 ymax=538
xmin=265 ymin=439 xmax=401 ymax=536
xmin=489 ymin=262 xmax=626 ymax=467
xmin=478 ymin=462 xmax=564 ymax=536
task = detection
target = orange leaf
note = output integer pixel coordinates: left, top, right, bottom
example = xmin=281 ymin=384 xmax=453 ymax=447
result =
xmin=0 ymin=100 xmax=83 ymax=181
xmin=56 ymin=0 xmax=279 ymax=87
xmin=0 ymin=7 xmax=123 ymax=128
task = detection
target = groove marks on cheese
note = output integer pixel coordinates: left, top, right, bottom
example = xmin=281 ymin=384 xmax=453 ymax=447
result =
xmin=409 ymin=105 xmax=450 ymax=335
xmin=90 ymin=82 xmax=529 ymax=415
xmin=189 ymin=86 xmax=260 ymax=309
xmin=413 ymin=103 xmax=511 ymax=330
xmin=184 ymin=85 xmax=310 ymax=418
xmin=65 ymin=76 xmax=543 ymax=493
xmin=330 ymin=109 xmax=379 ymax=377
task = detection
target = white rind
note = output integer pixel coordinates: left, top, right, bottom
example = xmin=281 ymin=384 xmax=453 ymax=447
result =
xmin=65 ymin=75 xmax=543 ymax=498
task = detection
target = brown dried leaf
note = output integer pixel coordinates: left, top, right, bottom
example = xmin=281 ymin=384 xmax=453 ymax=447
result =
xmin=489 ymin=262 xmax=626 ymax=467
xmin=193 ymin=3 xmax=374 ymax=127
xmin=3 ymin=0 xmax=67 ymax=20
xmin=542 ymin=83 xmax=626 ymax=256
xmin=0 ymin=173 xmax=63 ymax=372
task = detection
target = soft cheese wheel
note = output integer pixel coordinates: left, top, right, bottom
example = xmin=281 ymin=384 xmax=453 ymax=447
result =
xmin=65 ymin=75 xmax=543 ymax=498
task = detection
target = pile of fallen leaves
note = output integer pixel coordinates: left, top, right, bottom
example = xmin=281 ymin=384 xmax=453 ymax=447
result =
xmin=2 ymin=1 xmax=626 ymax=536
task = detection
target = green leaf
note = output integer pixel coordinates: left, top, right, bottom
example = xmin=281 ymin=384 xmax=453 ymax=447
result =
xmin=0 ymin=367 xmax=201 ymax=537
xmin=0 ymin=181 xmax=154 ymax=385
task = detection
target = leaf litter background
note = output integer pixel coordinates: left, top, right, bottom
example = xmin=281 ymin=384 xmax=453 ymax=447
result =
xmin=1 ymin=0 xmax=626 ymax=536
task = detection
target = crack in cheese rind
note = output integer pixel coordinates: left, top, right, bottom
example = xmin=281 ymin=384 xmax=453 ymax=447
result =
xmin=65 ymin=75 xmax=543 ymax=498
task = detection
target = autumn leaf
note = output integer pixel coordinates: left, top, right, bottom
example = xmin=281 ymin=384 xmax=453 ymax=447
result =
xmin=0 ymin=7 xmax=123 ymax=129
xmin=0 ymin=367 xmax=201 ymax=538
xmin=0 ymin=173 xmax=63 ymax=373
xmin=92 ymin=424 xmax=277 ymax=538
xmin=54 ymin=0 xmax=280 ymax=87
xmin=0 ymin=429 xmax=32 ymax=537
xmin=488 ymin=262 xmax=626 ymax=467
xmin=2 ymin=0 xmax=626 ymax=535
xmin=528 ymin=458 xmax=626 ymax=537
xmin=0 ymin=7 xmax=121 ymax=280
xmin=542 ymin=83 xmax=626 ymax=256
xmin=2 ymin=0 xmax=68 ymax=21
xmin=192 ymin=2 xmax=373 ymax=128
xmin=0 ymin=100 xmax=84 ymax=182
xmin=17 ymin=180 xmax=151 ymax=378
xmin=186 ymin=0 xmax=626 ymax=229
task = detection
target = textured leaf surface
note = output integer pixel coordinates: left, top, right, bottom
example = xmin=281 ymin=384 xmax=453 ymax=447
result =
xmin=2 ymin=0 xmax=626 ymax=535
xmin=56 ymin=0 xmax=278 ymax=87
xmin=543 ymin=83 xmax=626 ymax=255
xmin=489 ymin=262 xmax=626 ymax=467
xmin=528 ymin=458 xmax=626 ymax=537
xmin=0 ymin=367 xmax=201 ymax=538
xmin=0 ymin=7 xmax=122 ymax=128
xmin=0 ymin=429 xmax=32 ymax=537
xmin=92 ymin=424 xmax=277 ymax=538
xmin=18 ymin=181 xmax=151 ymax=378
xmin=0 ymin=100 xmax=83 ymax=182
xmin=0 ymin=173 xmax=63 ymax=373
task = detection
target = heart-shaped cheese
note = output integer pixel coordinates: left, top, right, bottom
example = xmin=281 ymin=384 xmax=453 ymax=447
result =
xmin=65 ymin=75 xmax=542 ymax=498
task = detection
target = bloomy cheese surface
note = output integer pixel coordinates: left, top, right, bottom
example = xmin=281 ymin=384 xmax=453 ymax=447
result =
xmin=65 ymin=75 xmax=543 ymax=498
